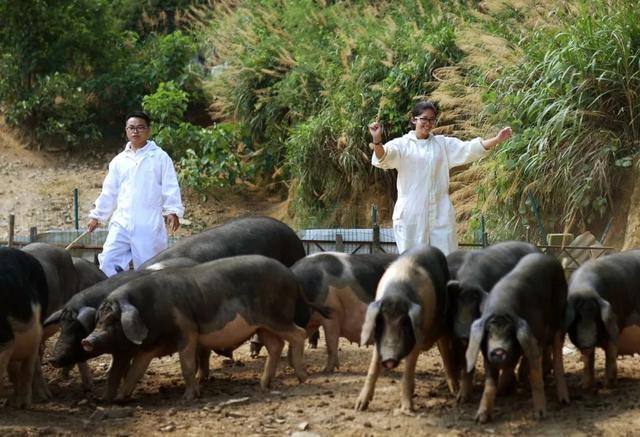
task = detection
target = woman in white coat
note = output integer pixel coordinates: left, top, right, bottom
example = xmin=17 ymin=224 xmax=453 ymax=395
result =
xmin=369 ymin=100 xmax=512 ymax=255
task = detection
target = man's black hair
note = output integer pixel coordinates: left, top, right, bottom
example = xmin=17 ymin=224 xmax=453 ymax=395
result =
xmin=125 ymin=111 xmax=151 ymax=126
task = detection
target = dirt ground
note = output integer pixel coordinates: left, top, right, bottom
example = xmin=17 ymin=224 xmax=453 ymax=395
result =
xmin=1 ymin=335 xmax=640 ymax=437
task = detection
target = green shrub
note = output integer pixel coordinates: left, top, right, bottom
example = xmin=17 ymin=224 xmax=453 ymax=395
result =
xmin=477 ymin=0 xmax=640 ymax=241
xmin=200 ymin=0 xmax=465 ymax=224
xmin=177 ymin=122 xmax=247 ymax=191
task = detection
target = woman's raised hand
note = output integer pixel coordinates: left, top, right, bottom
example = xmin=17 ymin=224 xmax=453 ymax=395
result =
xmin=368 ymin=120 xmax=382 ymax=143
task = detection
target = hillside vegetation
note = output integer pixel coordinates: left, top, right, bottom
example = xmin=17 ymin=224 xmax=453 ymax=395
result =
xmin=1 ymin=0 xmax=639 ymax=246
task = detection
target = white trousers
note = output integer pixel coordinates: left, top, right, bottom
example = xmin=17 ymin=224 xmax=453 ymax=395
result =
xmin=393 ymin=222 xmax=458 ymax=255
xmin=99 ymin=222 xmax=168 ymax=277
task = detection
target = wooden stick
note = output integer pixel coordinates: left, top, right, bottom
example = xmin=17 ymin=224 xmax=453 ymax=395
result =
xmin=65 ymin=230 xmax=90 ymax=251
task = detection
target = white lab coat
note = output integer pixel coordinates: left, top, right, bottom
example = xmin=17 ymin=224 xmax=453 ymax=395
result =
xmin=89 ymin=140 xmax=184 ymax=276
xmin=372 ymin=131 xmax=487 ymax=255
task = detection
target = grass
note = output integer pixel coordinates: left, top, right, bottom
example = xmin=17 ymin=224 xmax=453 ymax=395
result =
xmin=476 ymin=0 xmax=640 ymax=241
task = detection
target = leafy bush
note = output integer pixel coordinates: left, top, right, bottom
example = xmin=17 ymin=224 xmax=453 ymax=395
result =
xmin=478 ymin=0 xmax=640 ymax=241
xmin=0 ymin=0 xmax=207 ymax=149
xmin=199 ymin=0 xmax=465 ymax=224
xmin=177 ymin=123 xmax=247 ymax=192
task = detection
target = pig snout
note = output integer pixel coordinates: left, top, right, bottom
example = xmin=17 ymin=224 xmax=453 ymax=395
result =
xmin=489 ymin=347 xmax=508 ymax=365
xmin=81 ymin=338 xmax=95 ymax=352
xmin=382 ymin=358 xmax=399 ymax=369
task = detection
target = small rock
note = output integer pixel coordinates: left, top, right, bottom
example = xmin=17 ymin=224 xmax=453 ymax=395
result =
xmin=160 ymin=424 xmax=175 ymax=432
xmin=167 ymin=408 xmax=177 ymax=416
xmin=218 ymin=396 xmax=250 ymax=407
xmin=363 ymin=421 xmax=372 ymax=428
xmin=89 ymin=407 xmax=106 ymax=422
xmin=106 ymin=407 xmax=134 ymax=419
xmin=297 ymin=422 xmax=309 ymax=431
xmin=77 ymin=399 xmax=89 ymax=407
xmin=225 ymin=411 xmax=246 ymax=418
xmin=290 ymin=432 xmax=320 ymax=437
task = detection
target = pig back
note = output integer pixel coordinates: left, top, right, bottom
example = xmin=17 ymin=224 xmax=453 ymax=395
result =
xmin=140 ymin=216 xmax=305 ymax=269
xmin=22 ymin=242 xmax=79 ymax=317
xmin=456 ymin=241 xmax=539 ymax=291
xmin=485 ymin=253 xmax=567 ymax=341
xmin=569 ymin=250 xmax=640 ymax=321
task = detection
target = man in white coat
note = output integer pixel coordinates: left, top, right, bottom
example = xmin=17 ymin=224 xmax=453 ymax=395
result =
xmin=369 ymin=101 xmax=512 ymax=255
xmin=87 ymin=111 xmax=184 ymax=276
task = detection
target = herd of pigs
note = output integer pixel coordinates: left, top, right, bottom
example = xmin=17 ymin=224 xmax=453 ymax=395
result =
xmin=2 ymin=215 xmax=640 ymax=424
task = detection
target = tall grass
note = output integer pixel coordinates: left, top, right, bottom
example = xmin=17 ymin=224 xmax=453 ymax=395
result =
xmin=478 ymin=0 xmax=640 ymax=241
xmin=195 ymin=0 xmax=464 ymax=225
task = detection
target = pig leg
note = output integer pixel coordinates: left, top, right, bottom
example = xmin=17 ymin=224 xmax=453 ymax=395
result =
xmin=178 ymin=336 xmax=200 ymax=401
xmin=528 ymin=354 xmax=546 ymax=419
xmin=496 ymin=364 xmax=517 ymax=396
xmin=436 ymin=335 xmax=459 ymax=395
xmin=271 ymin=326 xmax=308 ymax=383
xmin=457 ymin=365 xmax=474 ymax=404
xmin=104 ymin=353 xmax=131 ymax=402
xmin=398 ymin=347 xmax=420 ymax=414
xmin=475 ymin=359 xmax=498 ymax=423
xmin=196 ymin=348 xmax=211 ymax=384
xmin=604 ymin=340 xmax=618 ymax=389
xmin=31 ymin=359 xmax=52 ymax=400
xmin=258 ymin=329 xmax=285 ymax=389
xmin=581 ymin=349 xmax=595 ymax=391
xmin=322 ymin=318 xmax=341 ymax=373
xmin=553 ymin=333 xmax=569 ymax=404
xmin=115 ymin=352 xmax=156 ymax=402
xmin=11 ymin=350 xmax=38 ymax=408
xmin=0 ymin=346 xmax=12 ymax=400
xmin=355 ymin=348 xmax=382 ymax=412
xmin=77 ymin=362 xmax=94 ymax=393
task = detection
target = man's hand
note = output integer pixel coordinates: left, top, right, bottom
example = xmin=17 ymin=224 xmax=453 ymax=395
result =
xmin=166 ymin=213 xmax=180 ymax=233
xmin=87 ymin=218 xmax=99 ymax=232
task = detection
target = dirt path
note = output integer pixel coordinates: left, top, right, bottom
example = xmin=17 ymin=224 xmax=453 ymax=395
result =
xmin=2 ymin=335 xmax=640 ymax=436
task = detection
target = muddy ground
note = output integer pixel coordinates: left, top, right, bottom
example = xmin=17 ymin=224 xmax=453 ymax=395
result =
xmin=2 ymin=334 xmax=640 ymax=436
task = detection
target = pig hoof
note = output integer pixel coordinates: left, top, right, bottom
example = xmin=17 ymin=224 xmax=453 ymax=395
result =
xmin=394 ymin=406 xmax=415 ymax=417
xmin=296 ymin=371 xmax=309 ymax=383
xmin=447 ymin=380 xmax=459 ymax=396
xmin=354 ymin=395 xmax=370 ymax=412
xmin=455 ymin=391 xmax=469 ymax=405
xmin=534 ymin=408 xmax=546 ymax=420
xmin=475 ymin=410 xmax=491 ymax=424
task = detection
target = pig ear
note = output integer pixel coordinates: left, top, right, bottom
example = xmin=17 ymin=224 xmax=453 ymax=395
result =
xmin=77 ymin=306 xmax=97 ymax=333
xmin=465 ymin=317 xmax=486 ymax=373
xmin=360 ymin=300 xmax=381 ymax=346
xmin=515 ymin=317 xmax=541 ymax=364
xmin=563 ymin=300 xmax=576 ymax=332
xmin=120 ymin=302 xmax=148 ymax=345
xmin=598 ymin=298 xmax=619 ymax=343
xmin=447 ymin=280 xmax=461 ymax=298
xmin=478 ymin=289 xmax=490 ymax=313
xmin=43 ymin=309 xmax=62 ymax=328
xmin=408 ymin=303 xmax=423 ymax=346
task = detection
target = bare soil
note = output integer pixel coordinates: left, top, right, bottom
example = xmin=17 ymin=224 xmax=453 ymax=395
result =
xmin=2 ymin=335 xmax=640 ymax=437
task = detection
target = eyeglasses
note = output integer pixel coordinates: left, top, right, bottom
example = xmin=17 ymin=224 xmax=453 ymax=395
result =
xmin=126 ymin=125 xmax=148 ymax=132
xmin=414 ymin=116 xmax=437 ymax=124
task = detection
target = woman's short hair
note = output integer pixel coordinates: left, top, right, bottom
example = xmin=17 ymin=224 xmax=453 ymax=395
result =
xmin=411 ymin=101 xmax=438 ymax=117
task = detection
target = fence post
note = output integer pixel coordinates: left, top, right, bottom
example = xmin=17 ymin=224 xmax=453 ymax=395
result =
xmin=8 ymin=214 xmax=15 ymax=247
xmin=29 ymin=227 xmax=38 ymax=242
xmin=336 ymin=233 xmax=344 ymax=253
xmin=371 ymin=205 xmax=380 ymax=253
xmin=74 ymin=188 xmax=79 ymax=231
xmin=480 ymin=215 xmax=488 ymax=247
